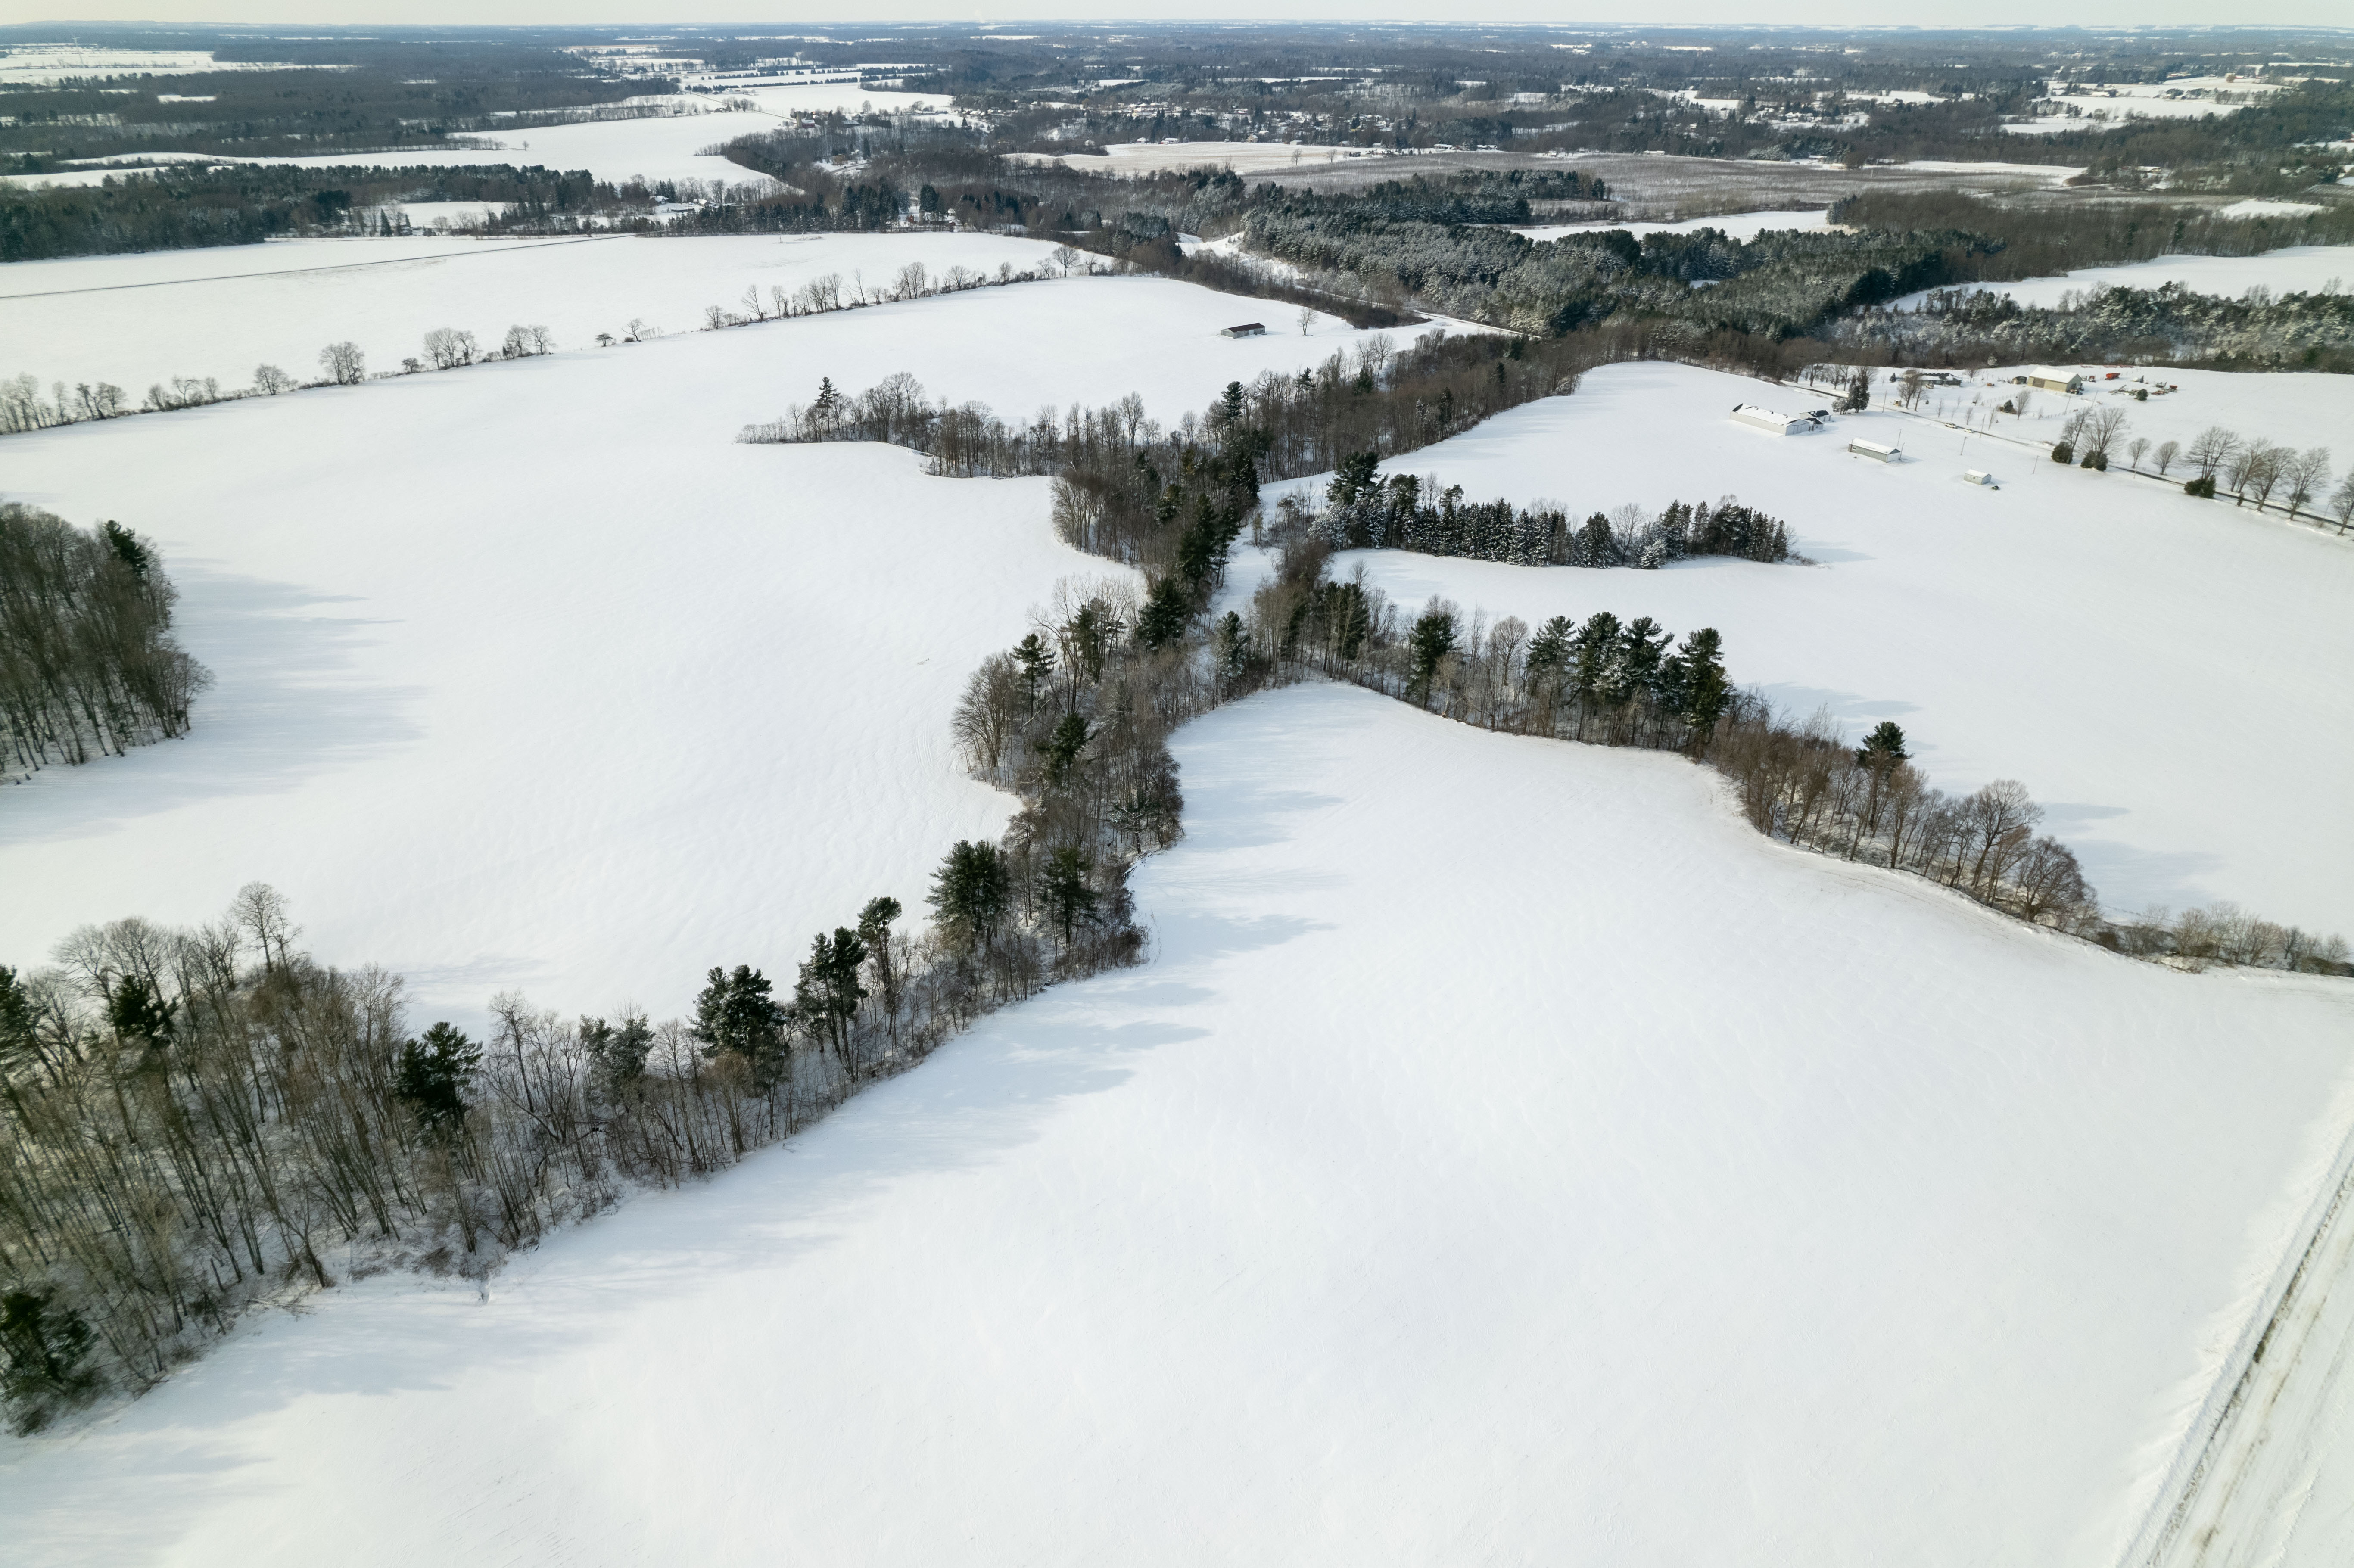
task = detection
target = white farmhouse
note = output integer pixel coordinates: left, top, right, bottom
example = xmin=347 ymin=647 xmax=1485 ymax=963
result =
xmin=2022 ymin=367 xmax=2085 ymax=394
xmin=1729 ymin=403 xmax=1806 ymax=435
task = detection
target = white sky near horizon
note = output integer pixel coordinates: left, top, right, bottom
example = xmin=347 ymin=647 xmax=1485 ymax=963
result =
xmin=8 ymin=9 xmax=2353 ymax=35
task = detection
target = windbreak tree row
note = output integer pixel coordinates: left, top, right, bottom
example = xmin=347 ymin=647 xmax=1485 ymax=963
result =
xmin=1306 ymin=467 xmax=1791 ymax=568
xmin=0 ymin=505 xmax=210 ymax=778
xmin=0 ymin=573 xmax=1195 ymax=1434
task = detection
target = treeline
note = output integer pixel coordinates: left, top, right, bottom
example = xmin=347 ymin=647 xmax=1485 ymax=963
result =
xmin=4 ymin=256 xmax=1062 ymax=442
xmin=0 ymin=164 xmax=614 ymax=262
xmin=743 ymin=328 xmax=1603 ymax=561
xmin=1838 ymin=281 xmax=2354 ymax=376
xmin=1305 ymin=462 xmax=1790 ymax=568
xmin=1233 ymin=527 xmax=2347 ymax=971
xmin=0 ymin=506 xmax=209 ymax=778
xmin=1829 ymin=190 xmax=2354 ymax=281
xmin=0 ymin=577 xmax=1177 ymax=1430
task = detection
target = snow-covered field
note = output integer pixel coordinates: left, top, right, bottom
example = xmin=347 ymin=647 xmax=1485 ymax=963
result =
xmin=1255 ymin=360 xmax=2354 ymax=931
xmin=5 ymin=682 xmax=2349 ymax=1567
xmin=0 ymin=233 xmax=1077 ymax=399
xmin=1890 ymin=244 xmax=2354 ymax=311
xmin=0 ymin=268 xmax=1404 ymax=1024
xmin=0 ymin=45 xmax=323 ymax=84
xmin=209 ymin=103 xmax=780 ymax=191
xmin=2004 ymin=75 xmax=2287 ymax=135
xmin=1023 ymin=140 xmax=1399 ymax=175
xmin=1513 ymin=207 xmax=1837 ymax=243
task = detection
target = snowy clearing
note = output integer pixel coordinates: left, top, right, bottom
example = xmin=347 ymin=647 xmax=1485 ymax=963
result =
xmin=3 ymin=682 xmax=2348 ymax=1566
xmin=1022 ymin=140 xmax=1400 ymax=176
xmin=1897 ymin=158 xmax=2085 ymax=183
xmin=2217 ymin=198 xmax=2328 ymax=220
xmin=0 ymin=271 xmax=1409 ymax=1024
xmin=1512 ymin=207 xmax=1837 ymax=243
xmin=207 ymin=105 xmax=786 ymax=192
xmin=1889 ymin=244 xmax=2354 ymax=311
xmin=0 ymin=46 xmax=325 ymax=84
xmin=0 ymin=233 xmax=1076 ymax=398
xmin=1255 ymin=360 xmax=2354 ymax=931
xmin=719 ymin=81 xmax=946 ymax=118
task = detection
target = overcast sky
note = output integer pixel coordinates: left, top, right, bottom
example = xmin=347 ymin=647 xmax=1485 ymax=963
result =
xmin=11 ymin=6 xmax=2352 ymax=33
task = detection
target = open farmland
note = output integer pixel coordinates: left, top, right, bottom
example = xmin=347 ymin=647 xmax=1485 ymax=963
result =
xmin=0 ymin=264 xmax=1400 ymax=1024
xmin=1249 ymin=360 xmax=2354 ymax=932
xmin=2 ymin=683 xmax=2348 ymax=1566
xmin=0 ymin=232 xmax=1079 ymax=398
xmin=199 ymin=85 xmax=942 ymax=191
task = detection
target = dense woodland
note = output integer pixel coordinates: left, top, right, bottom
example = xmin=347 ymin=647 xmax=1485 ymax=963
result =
xmin=0 ymin=506 xmax=209 ymax=778
xmin=0 ymin=34 xmax=652 ymax=165
xmin=0 ymin=164 xmax=618 ymax=262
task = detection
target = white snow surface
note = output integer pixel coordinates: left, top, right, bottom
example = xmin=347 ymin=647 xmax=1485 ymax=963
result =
xmin=1255 ymin=361 xmax=2354 ymax=931
xmin=0 ymin=271 xmax=1412 ymax=1024
xmin=1513 ymin=208 xmax=1837 ymax=243
xmin=0 ymin=233 xmax=1077 ymax=397
xmin=0 ymin=46 xmax=323 ymax=84
xmin=1024 ymin=140 xmax=1398 ymax=175
xmin=4 ymin=683 xmax=2350 ymax=1566
xmin=208 ymin=105 xmax=787 ymax=192
xmin=1889 ymin=244 xmax=2354 ymax=311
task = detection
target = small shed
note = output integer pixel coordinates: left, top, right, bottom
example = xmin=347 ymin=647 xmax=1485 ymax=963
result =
xmin=1729 ymin=403 xmax=1804 ymax=435
xmin=2022 ymin=367 xmax=2084 ymax=394
xmin=1963 ymin=469 xmax=1999 ymax=488
xmin=1221 ymin=322 xmax=1268 ymax=339
xmin=1848 ymin=438 xmax=1900 ymax=463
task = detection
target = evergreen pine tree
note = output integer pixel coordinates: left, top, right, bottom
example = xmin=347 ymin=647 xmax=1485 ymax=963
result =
xmin=1406 ymin=602 xmax=1458 ymax=706
xmin=1672 ymin=627 xmax=1730 ymax=739
xmin=1043 ymin=713 xmax=1090 ymax=787
xmin=393 ymin=1023 xmax=481 ymax=1137
xmin=929 ymin=841 xmax=1012 ymax=952
xmin=688 ymin=967 xmax=791 ymax=1087
xmin=1012 ymin=632 xmax=1055 ymax=712
xmin=1856 ymin=722 xmax=1910 ymax=769
xmin=0 ymin=1288 xmax=102 ymax=1434
xmin=1041 ymin=846 xmax=1099 ymax=945
xmin=1135 ymin=577 xmax=1193 ymax=650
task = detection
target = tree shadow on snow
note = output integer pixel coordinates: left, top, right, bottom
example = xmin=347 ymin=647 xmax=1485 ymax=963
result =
xmin=0 ymin=565 xmax=423 ymax=849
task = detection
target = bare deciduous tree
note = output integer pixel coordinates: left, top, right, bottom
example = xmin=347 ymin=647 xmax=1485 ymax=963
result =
xmin=2152 ymin=438 xmax=2180 ymax=477
xmin=318 ymin=341 xmax=365 ymax=385
xmin=2185 ymin=424 xmax=2241 ymax=480
xmin=252 ymin=364 xmax=294 ymax=395
xmin=2235 ymin=441 xmax=2286 ymax=510
xmin=2282 ymin=447 xmax=2332 ymax=520
xmin=421 ymin=327 xmax=478 ymax=370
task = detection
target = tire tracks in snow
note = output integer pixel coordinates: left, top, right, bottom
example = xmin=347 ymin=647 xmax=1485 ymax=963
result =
xmin=2122 ymin=1102 xmax=2354 ymax=1567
